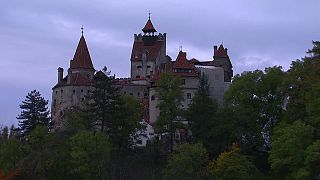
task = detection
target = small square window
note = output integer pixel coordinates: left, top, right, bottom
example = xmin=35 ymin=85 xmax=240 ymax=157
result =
xmin=187 ymin=93 xmax=192 ymax=99
xmin=181 ymin=79 xmax=186 ymax=85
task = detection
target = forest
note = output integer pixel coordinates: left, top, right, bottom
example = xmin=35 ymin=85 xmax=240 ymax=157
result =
xmin=0 ymin=41 xmax=319 ymax=179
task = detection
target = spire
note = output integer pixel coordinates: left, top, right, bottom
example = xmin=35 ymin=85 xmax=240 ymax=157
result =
xmin=142 ymin=13 xmax=157 ymax=33
xmin=70 ymin=34 xmax=94 ymax=69
xmin=81 ymin=25 xmax=84 ymax=36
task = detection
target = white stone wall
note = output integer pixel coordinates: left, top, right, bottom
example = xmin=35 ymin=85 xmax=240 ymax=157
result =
xmin=196 ymin=66 xmax=231 ymax=104
xmin=52 ymin=85 xmax=93 ymax=128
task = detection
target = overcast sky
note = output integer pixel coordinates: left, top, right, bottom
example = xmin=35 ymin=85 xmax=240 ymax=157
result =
xmin=0 ymin=0 xmax=319 ymax=126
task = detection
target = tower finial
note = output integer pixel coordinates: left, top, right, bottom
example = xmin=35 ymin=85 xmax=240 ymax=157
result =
xmin=179 ymin=45 xmax=183 ymax=52
xmin=148 ymin=11 xmax=151 ymax=20
xmin=81 ymin=25 xmax=84 ymax=36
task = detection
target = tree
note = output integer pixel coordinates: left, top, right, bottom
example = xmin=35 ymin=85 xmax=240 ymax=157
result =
xmin=224 ymin=67 xmax=284 ymax=151
xmin=208 ymin=144 xmax=262 ymax=180
xmin=163 ymin=143 xmax=208 ymax=180
xmin=155 ymin=72 xmax=183 ymax=152
xmin=69 ymin=131 xmax=111 ymax=179
xmin=17 ymin=90 xmax=51 ymax=138
xmin=187 ymin=73 xmax=223 ymax=156
xmin=85 ymin=70 xmax=121 ymax=133
xmin=0 ymin=127 xmax=23 ymax=176
xmin=269 ymin=121 xmax=313 ymax=179
xmin=282 ymin=41 xmax=320 ymax=123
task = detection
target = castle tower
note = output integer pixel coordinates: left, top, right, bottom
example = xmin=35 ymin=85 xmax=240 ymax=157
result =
xmin=52 ymin=32 xmax=95 ymax=128
xmin=212 ymin=44 xmax=233 ymax=82
xmin=130 ymin=16 xmax=170 ymax=80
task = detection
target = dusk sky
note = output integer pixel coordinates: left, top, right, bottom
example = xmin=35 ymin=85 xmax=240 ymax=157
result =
xmin=1 ymin=0 xmax=319 ymax=126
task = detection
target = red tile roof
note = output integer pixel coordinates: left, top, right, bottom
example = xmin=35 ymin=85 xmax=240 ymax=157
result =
xmin=214 ymin=44 xmax=228 ymax=58
xmin=142 ymin=19 xmax=157 ymax=33
xmin=70 ymin=35 xmax=94 ymax=69
xmin=130 ymin=40 xmax=164 ymax=61
xmin=172 ymin=51 xmax=198 ymax=77
xmin=53 ymin=72 xmax=93 ymax=89
xmin=173 ymin=51 xmax=195 ymax=69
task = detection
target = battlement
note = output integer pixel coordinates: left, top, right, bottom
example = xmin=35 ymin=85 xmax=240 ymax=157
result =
xmin=134 ymin=33 xmax=166 ymax=42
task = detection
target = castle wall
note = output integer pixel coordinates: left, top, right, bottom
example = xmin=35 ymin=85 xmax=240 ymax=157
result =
xmin=196 ymin=66 xmax=230 ymax=104
xmin=52 ymin=85 xmax=93 ymax=128
xmin=131 ymin=61 xmax=156 ymax=79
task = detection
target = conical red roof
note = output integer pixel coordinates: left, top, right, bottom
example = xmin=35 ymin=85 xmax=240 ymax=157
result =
xmin=142 ymin=19 xmax=157 ymax=33
xmin=70 ymin=35 xmax=94 ymax=69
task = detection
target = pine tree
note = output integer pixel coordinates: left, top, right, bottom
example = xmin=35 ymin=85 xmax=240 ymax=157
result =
xmin=17 ymin=90 xmax=51 ymax=138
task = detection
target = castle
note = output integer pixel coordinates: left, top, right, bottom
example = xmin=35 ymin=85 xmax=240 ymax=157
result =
xmin=51 ymin=17 xmax=233 ymax=129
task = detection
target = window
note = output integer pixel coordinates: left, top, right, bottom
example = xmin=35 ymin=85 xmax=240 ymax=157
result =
xmin=136 ymin=76 xmax=140 ymax=78
xmin=147 ymin=65 xmax=151 ymax=68
xmin=73 ymin=89 xmax=75 ymax=94
xmin=81 ymin=89 xmax=83 ymax=93
xmin=137 ymin=65 xmax=142 ymax=68
xmin=87 ymin=90 xmax=90 ymax=93
xmin=137 ymin=140 xmax=143 ymax=145
xmin=61 ymin=89 xmax=64 ymax=93
xmin=151 ymin=95 xmax=155 ymax=101
xmin=56 ymin=91 xmax=58 ymax=95
xmin=181 ymin=79 xmax=186 ymax=85
xmin=146 ymin=75 xmax=150 ymax=79
xmin=137 ymin=92 xmax=140 ymax=96
xmin=124 ymin=91 xmax=127 ymax=95
xmin=81 ymin=98 xmax=84 ymax=101
xmin=187 ymin=93 xmax=192 ymax=99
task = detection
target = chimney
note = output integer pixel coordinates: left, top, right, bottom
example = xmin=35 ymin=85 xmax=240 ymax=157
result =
xmin=213 ymin=45 xmax=218 ymax=57
xmin=58 ymin=67 xmax=63 ymax=83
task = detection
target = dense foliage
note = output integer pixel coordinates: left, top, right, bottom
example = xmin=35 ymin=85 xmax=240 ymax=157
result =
xmin=0 ymin=41 xmax=319 ymax=179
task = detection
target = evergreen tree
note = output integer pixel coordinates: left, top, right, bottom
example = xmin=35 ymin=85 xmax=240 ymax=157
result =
xmin=17 ymin=90 xmax=51 ymax=138
xmin=85 ymin=68 xmax=143 ymax=151
xmin=187 ymin=73 xmax=220 ymax=155
xmin=155 ymin=72 xmax=183 ymax=152
xmin=86 ymin=69 xmax=121 ymax=133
